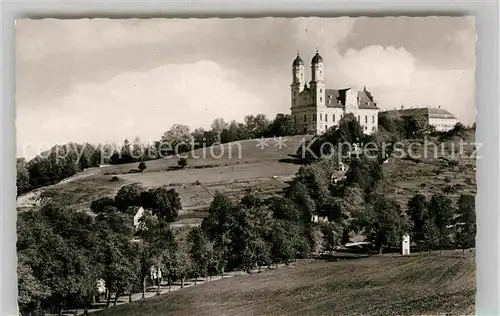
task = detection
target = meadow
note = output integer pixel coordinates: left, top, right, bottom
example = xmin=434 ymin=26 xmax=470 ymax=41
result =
xmin=94 ymin=251 xmax=475 ymax=316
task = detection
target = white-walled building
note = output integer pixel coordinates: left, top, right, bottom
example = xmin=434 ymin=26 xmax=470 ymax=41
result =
xmin=387 ymin=106 xmax=459 ymax=132
xmin=132 ymin=206 xmax=146 ymax=230
xmin=290 ymin=50 xmax=380 ymax=135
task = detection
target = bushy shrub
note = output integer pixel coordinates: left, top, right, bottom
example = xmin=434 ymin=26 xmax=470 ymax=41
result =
xmin=138 ymin=161 xmax=147 ymax=171
xmin=178 ymin=158 xmax=188 ymax=169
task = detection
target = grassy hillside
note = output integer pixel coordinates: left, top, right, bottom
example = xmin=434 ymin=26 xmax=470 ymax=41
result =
xmin=381 ymin=132 xmax=476 ymax=208
xmin=95 ymin=252 xmax=475 ymax=316
xmin=17 ymin=136 xmax=306 ymax=212
xmin=17 ymin=132 xmax=476 ymax=226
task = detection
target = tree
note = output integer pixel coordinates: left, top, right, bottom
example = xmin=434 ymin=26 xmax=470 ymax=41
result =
xmin=189 ymin=228 xmax=213 ymax=282
xmin=449 ymin=122 xmax=467 ymax=138
xmin=455 ymin=194 xmax=476 ymax=252
xmin=141 ymin=187 xmax=181 ymax=222
xmin=428 ymin=194 xmax=455 ymax=255
xmin=423 ymin=220 xmax=440 ymax=253
xmin=211 ymin=118 xmax=229 ymax=143
xmin=90 ymin=197 xmax=116 ymax=214
xmin=17 ymin=158 xmax=31 ymax=195
xmin=173 ymin=227 xmax=193 ymax=288
xmin=201 ymin=192 xmax=238 ymax=275
xmin=178 ymin=158 xmax=188 ymax=169
xmin=404 ymin=114 xmax=429 ymax=138
xmin=378 ymin=111 xmax=405 ymax=141
xmin=269 ymin=219 xmax=297 ymax=266
xmin=244 ymin=114 xmax=270 ymax=138
xmin=407 ymin=194 xmax=429 ymax=245
xmin=265 ymin=113 xmax=297 ymax=137
xmin=17 ymin=256 xmax=51 ymax=314
xmin=345 ymin=156 xmax=383 ymax=193
xmin=114 ymin=183 xmax=144 ymax=212
xmin=138 ymin=161 xmax=147 ymax=172
xmin=361 ymin=195 xmax=413 ymax=254
xmin=17 ymin=205 xmax=99 ymax=315
xmin=161 ymin=124 xmax=193 ymax=154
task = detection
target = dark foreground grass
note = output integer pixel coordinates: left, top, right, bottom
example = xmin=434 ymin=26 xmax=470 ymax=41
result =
xmin=96 ymin=252 xmax=475 ymax=316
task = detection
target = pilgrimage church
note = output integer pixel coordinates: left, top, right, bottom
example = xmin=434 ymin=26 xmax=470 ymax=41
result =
xmin=290 ymin=50 xmax=380 ymax=135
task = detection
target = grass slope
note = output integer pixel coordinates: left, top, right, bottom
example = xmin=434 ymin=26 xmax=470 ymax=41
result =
xmin=95 ymin=252 xmax=475 ymax=316
xmin=381 ymin=133 xmax=476 ymax=208
xmin=17 ymin=136 xmax=306 ymax=211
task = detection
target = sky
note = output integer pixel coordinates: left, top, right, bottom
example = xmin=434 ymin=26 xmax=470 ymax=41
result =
xmin=16 ymin=17 xmax=476 ymax=159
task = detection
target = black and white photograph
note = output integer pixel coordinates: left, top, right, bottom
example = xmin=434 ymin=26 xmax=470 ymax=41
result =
xmin=15 ymin=17 xmax=477 ymax=315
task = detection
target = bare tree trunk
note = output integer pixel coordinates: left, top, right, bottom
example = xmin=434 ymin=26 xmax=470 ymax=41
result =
xmin=181 ymin=276 xmax=184 ymax=288
xmin=168 ymin=277 xmax=171 ymax=292
xmin=128 ymin=292 xmax=132 ymax=303
xmin=106 ymin=291 xmax=111 ymax=308
xmin=194 ymin=276 xmax=197 ymax=285
xmin=209 ymin=274 xmax=212 ymax=282
xmin=113 ymin=293 xmax=119 ymax=306
xmin=156 ymin=278 xmax=161 ymax=295
xmin=142 ymin=278 xmax=146 ymax=299
xmin=58 ymin=302 xmax=63 ymax=316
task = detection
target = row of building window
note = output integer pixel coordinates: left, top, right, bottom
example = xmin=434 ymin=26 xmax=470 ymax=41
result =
xmin=296 ymin=114 xmax=376 ymax=124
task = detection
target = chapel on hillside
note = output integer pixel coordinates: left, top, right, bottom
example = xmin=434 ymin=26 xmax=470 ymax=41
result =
xmin=290 ymin=50 xmax=380 ymax=135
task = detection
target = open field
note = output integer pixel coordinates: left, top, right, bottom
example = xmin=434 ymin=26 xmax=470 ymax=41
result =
xmin=94 ymin=251 xmax=475 ymax=316
xmin=17 ymin=136 xmax=305 ymax=212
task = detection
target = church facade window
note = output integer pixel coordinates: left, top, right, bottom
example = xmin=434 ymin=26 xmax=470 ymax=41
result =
xmin=365 ymin=115 xmax=368 ymax=123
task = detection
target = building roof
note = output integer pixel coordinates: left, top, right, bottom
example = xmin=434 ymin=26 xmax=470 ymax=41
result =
xmin=428 ymin=107 xmax=458 ymax=119
xmin=311 ymin=51 xmax=323 ymax=64
xmin=389 ymin=107 xmax=457 ymax=120
xmin=324 ymin=87 xmax=379 ymax=110
xmin=293 ymin=54 xmax=304 ymax=66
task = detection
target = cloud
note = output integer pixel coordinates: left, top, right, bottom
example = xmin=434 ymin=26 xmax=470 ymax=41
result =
xmin=324 ymin=45 xmax=475 ymax=125
xmin=16 ymin=60 xmax=264 ymax=158
xmin=15 ymin=18 xmax=476 ymax=158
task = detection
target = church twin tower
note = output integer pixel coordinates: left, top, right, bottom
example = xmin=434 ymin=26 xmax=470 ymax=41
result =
xmin=290 ymin=50 xmax=379 ymax=135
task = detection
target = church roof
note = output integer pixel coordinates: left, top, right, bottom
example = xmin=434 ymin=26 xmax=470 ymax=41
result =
xmin=293 ymin=54 xmax=304 ymax=66
xmin=324 ymin=88 xmax=379 ymax=109
xmin=311 ymin=52 xmax=323 ymax=64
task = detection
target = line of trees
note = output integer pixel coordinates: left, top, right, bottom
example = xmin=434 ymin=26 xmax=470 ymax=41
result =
xmin=109 ymin=113 xmax=297 ymax=165
xmin=16 ymin=144 xmax=103 ymax=196
xmin=407 ymin=193 xmax=476 ymax=253
xmin=16 ymin=113 xmax=297 ymax=196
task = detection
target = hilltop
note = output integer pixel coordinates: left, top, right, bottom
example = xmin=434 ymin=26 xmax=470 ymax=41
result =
xmin=17 ymin=132 xmax=476 ymax=226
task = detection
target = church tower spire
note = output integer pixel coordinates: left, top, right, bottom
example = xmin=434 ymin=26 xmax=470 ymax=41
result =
xmin=310 ymin=49 xmax=325 ymax=107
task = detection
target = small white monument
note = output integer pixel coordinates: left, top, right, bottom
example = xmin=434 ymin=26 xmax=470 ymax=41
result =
xmin=402 ymin=234 xmax=410 ymax=255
